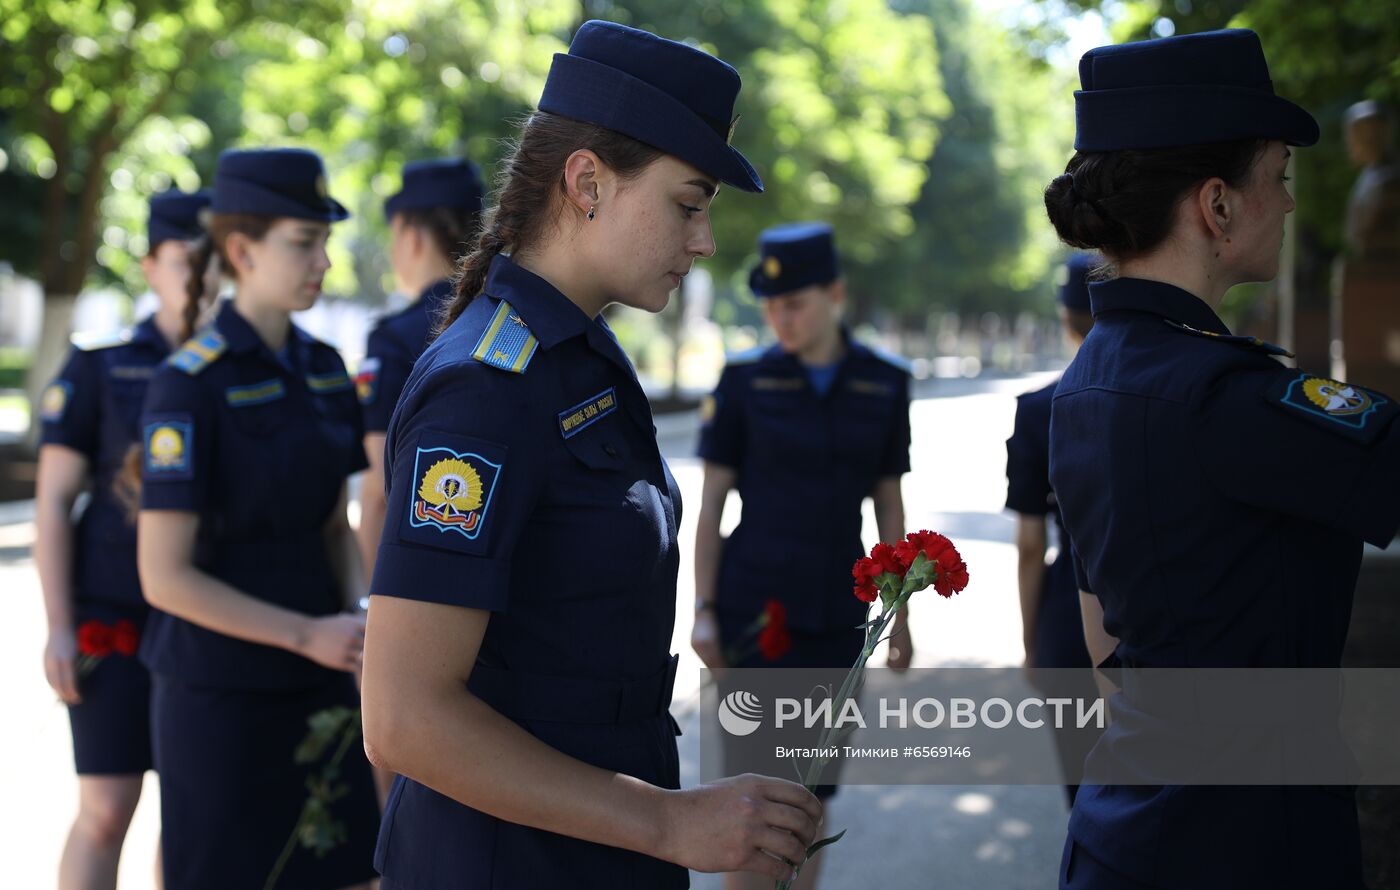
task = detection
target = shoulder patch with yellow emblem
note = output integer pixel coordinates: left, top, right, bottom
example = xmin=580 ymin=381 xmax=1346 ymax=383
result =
xmin=470 ymin=301 xmax=537 ymax=374
xmin=143 ymin=415 xmax=194 ymax=479
xmin=399 ymin=434 xmax=506 ymax=554
xmin=168 ymin=329 xmax=228 ymax=375
xmin=1270 ymin=372 xmax=1396 ymax=443
xmin=40 ymin=381 xmax=72 ymax=422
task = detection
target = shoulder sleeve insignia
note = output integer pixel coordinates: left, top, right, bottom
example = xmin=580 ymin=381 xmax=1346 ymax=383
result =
xmin=355 ymin=357 xmax=381 ymax=405
xmin=143 ymin=416 xmax=194 ymax=479
xmin=406 ymin=443 xmax=503 ymax=543
xmin=1165 ymin=318 xmax=1294 ymax=358
xmin=305 ymin=370 xmax=353 ymax=395
xmin=40 ymin=381 xmax=71 ymax=422
xmin=470 ymin=301 xmax=538 ymax=373
xmin=1270 ymin=372 xmax=1395 ymax=442
xmin=72 ymin=329 xmax=133 ymax=351
xmin=699 ymin=393 xmax=718 ymax=424
xmin=168 ymin=329 xmax=228 ymax=375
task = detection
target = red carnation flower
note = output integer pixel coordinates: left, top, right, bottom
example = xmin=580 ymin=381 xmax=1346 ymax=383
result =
xmin=77 ymin=621 xmax=114 ymax=657
xmin=758 ymin=618 xmax=792 ymax=661
xmin=871 ymin=541 xmax=907 ymax=576
xmin=112 ymin=620 xmax=140 ymax=657
xmin=852 ymin=556 xmax=880 ymax=602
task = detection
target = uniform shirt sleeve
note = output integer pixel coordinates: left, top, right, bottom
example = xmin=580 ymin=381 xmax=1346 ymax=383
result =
xmin=1005 ymin=394 xmax=1052 ymax=515
xmin=1193 ymin=365 xmax=1400 ymax=547
xmin=369 ymin=365 xmax=543 ymax=612
xmin=360 ymin=326 xmax=412 ymax=434
xmin=139 ymin=368 xmax=217 ymax=512
xmin=878 ymin=371 xmax=913 ymax=477
xmin=38 ymin=348 xmax=100 ymax=459
xmin=696 ymin=365 xmax=745 ymax=467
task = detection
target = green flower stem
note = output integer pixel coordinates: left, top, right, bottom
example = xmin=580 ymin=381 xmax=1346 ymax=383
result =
xmin=263 ymin=715 xmax=361 ymax=890
xmin=775 ymin=603 xmax=898 ymax=890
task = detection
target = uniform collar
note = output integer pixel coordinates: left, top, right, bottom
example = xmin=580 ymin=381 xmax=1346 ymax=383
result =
xmin=214 ymin=299 xmax=316 ymax=357
xmin=761 ymin=326 xmax=861 ymax=371
xmin=1089 ymin=277 xmax=1231 ymax=335
xmin=130 ymin=314 xmax=172 ymax=354
xmin=479 ymin=254 xmax=591 ymax=350
xmin=418 ymin=277 xmax=455 ymax=312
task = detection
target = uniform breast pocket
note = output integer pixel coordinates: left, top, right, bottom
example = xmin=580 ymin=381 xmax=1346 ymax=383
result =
xmin=107 ymin=380 xmax=149 ymax=441
xmin=832 ymin=396 xmax=896 ymax=473
xmin=226 ymin=395 xmax=293 ymax=438
xmin=749 ymin=393 xmax=813 ymax=465
xmin=552 ymin=433 xmax=672 ymax=588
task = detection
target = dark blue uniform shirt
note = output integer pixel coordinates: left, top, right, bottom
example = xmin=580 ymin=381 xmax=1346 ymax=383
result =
xmin=369 ymin=254 xmax=686 ymax=889
xmin=1049 ymin=277 xmax=1400 ymax=888
xmin=139 ymin=300 xmax=367 ymax=690
xmin=1006 ymin=380 xmax=1091 ymax=670
xmin=697 ymin=337 xmax=911 ymax=633
xmin=40 ymin=317 xmax=171 ymax=610
xmin=358 ymin=278 xmax=453 ymax=432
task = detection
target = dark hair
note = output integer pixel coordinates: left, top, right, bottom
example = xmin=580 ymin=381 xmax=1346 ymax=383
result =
xmin=1044 ymin=139 xmax=1270 ymax=259
xmin=115 ymin=213 xmax=276 ymax=518
xmin=439 ymin=112 xmax=665 ymax=334
xmin=393 ymin=205 xmax=481 ymax=267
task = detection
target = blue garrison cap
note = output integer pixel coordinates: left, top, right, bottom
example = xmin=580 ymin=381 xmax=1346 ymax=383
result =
xmin=1074 ymin=29 xmax=1318 ymax=152
xmin=538 ymin=20 xmax=762 ymax=193
xmin=148 ymin=189 xmax=211 ymax=249
xmin=749 ymin=222 xmax=839 ymax=298
xmin=1057 ymin=252 xmax=1098 ymax=313
xmin=384 ymin=157 xmax=485 ymax=220
xmin=210 ymin=148 xmax=349 ymax=222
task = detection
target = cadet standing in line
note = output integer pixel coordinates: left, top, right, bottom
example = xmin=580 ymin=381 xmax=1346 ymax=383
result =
xmin=134 ymin=148 xmax=380 ymax=889
xmin=691 ymin=222 xmax=911 ymax=890
xmin=359 ymin=21 xmax=822 ymax=889
xmin=356 ymin=157 xmax=484 ymax=579
xmin=34 ymin=189 xmax=209 ymax=890
xmin=1005 ymin=251 xmax=1097 ymax=807
xmin=1044 ymin=28 xmax=1400 ymax=889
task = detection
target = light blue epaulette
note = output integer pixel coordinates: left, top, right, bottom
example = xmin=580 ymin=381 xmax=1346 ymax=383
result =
xmin=469 ymin=300 xmax=538 ymax=374
xmin=724 ymin=345 xmax=766 ymax=367
xmin=72 ymin=329 xmax=133 ymax=351
xmin=167 ymin=328 xmax=228 ymax=375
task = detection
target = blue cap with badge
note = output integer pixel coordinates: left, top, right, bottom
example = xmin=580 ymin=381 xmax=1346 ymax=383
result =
xmin=749 ymin=222 xmax=839 ymax=298
xmin=148 ymin=189 xmax=212 ymax=249
xmin=538 ymin=20 xmax=762 ymax=193
xmin=1057 ymin=252 xmax=1098 ymax=313
xmin=1074 ymin=28 xmax=1318 ymax=152
xmin=384 ymin=157 xmax=485 ymax=220
xmin=210 ymin=148 xmax=349 ymax=221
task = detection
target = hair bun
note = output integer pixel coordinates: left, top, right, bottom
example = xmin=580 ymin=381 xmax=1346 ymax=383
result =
xmin=1044 ymin=170 xmax=1128 ymax=253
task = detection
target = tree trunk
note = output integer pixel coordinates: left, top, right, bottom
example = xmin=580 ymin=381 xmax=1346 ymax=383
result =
xmin=23 ymin=292 xmax=79 ymax=449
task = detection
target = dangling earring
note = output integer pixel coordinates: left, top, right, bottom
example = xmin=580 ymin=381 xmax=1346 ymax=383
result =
xmin=586 ymin=206 xmax=596 ymax=222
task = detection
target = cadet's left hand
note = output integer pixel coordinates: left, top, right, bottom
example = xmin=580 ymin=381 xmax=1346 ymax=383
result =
xmin=886 ymin=622 xmax=913 ymax=671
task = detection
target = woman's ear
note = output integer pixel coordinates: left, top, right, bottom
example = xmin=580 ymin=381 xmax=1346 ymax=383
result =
xmin=1193 ymin=176 xmax=1233 ymax=239
xmin=562 ymin=149 xmax=603 ymax=217
xmin=224 ymin=231 xmax=256 ymax=278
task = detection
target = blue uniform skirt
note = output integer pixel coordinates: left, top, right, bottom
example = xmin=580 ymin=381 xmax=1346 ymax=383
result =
xmin=68 ymin=603 xmax=152 ymax=775
xmin=376 ymin=659 xmax=688 ymax=889
xmin=151 ymin=673 xmax=380 ymax=890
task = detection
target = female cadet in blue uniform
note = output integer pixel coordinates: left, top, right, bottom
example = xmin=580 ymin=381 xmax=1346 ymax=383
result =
xmin=691 ymin=222 xmax=912 ymax=890
xmin=1005 ymin=252 xmax=1096 ymax=808
xmin=1043 ymin=29 xmax=1400 ymax=890
xmin=34 ymin=189 xmax=209 ymax=890
xmin=355 ymin=157 xmax=484 ymax=579
xmin=360 ymin=21 xmax=823 ymax=889
xmin=134 ymin=148 xmax=379 ymax=890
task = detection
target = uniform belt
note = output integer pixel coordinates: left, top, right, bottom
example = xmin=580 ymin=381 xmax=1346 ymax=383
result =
xmin=467 ymin=654 xmax=679 ymax=726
